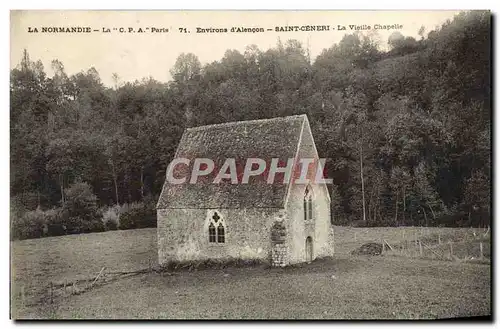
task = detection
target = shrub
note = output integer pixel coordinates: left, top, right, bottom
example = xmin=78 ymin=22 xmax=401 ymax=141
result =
xmin=99 ymin=201 xmax=156 ymax=231
xmin=105 ymin=219 xmax=118 ymax=231
xmin=11 ymin=207 xmax=64 ymax=240
xmin=101 ymin=205 xmax=120 ymax=231
xmin=11 ymin=208 xmax=46 ymax=240
xmin=82 ymin=218 xmax=106 ymax=233
xmin=10 ymin=185 xmax=156 ymax=239
xmin=11 ymin=192 xmax=42 ymax=214
xmin=118 ymin=202 xmax=156 ymax=230
xmin=62 ymin=182 xmax=102 ymax=234
xmin=44 ymin=208 xmax=66 ymax=236
xmin=64 ymin=182 xmax=98 ymax=215
xmin=351 ymin=218 xmax=395 ymax=228
xmin=158 ymin=257 xmax=266 ymax=272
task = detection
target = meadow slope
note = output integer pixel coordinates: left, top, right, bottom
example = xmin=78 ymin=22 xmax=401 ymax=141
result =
xmin=11 ymin=226 xmax=491 ymax=319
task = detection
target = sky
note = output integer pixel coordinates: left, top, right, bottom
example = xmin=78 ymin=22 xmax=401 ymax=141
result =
xmin=11 ymin=10 xmax=461 ymax=86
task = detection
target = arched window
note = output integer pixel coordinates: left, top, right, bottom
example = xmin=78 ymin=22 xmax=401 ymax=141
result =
xmin=217 ymin=223 xmax=225 ymax=243
xmin=304 ymin=185 xmax=313 ymax=221
xmin=208 ymin=211 xmax=226 ymax=244
xmin=208 ymin=223 xmax=216 ymax=243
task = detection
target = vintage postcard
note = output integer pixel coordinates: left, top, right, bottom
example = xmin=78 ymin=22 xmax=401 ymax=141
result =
xmin=10 ymin=10 xmax=491 ymax=320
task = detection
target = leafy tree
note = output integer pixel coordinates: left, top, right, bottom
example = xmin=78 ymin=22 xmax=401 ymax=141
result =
xmin=61 ymin=182 xmax=104 ymax=234
xmin=9 ymin=11 xmax=491 ymax=239
xmin=170 ymin=53 xmax=201 ymax=83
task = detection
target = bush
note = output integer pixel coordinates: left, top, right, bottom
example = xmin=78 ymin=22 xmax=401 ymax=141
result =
xmin=82 ymin=218 xmax=106 ymax=233
xmin=11 ymin=208 xmax=46 ymax=240
xmin=11 ymin=192 xmax=42 ymax=214
xmin=158 ymin=257 xmax=266 ymax=272
xmin=118 ymin=202 xmax=156 ymax=230
xmin=44 ymin=208 xmax=66 ymax=236
xmin=351 ymin=218 xmax=395 ymax=228
xmin=10 ymin=183 xmax=156 ymax=239
xmin=99 ymin=200 xmax=157 ymax=231
xmin=101 ymin=205 xmax=120 ymax=231
xmin=11 ymin=207 xmax=64 ymax=240
xmin=62 ymin=182 xmax=102 ymax=234
xmin=105 ymin=219 xmax=118 ymax=231
xmin=64 ymin=182 xmax=98 ymax=215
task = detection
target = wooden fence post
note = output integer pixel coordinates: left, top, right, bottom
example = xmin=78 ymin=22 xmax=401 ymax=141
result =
xmin=91 ymin=267 xmax=106 ymax=288
xmin=421 ymin=241 xmax=443 ymax=259
xmin=480 ymin=242 xmax=484 ymax=260
xmin=384 ymin=239 xmax=394 ymax=251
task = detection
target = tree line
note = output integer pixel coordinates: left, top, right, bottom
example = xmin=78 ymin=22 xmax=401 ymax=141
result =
xmin=10 ymin=11 xmax=491 ymax=239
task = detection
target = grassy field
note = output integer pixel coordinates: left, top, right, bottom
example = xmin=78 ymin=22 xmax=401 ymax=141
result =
xmin=11 ymin=226 xmax=491 ymax=319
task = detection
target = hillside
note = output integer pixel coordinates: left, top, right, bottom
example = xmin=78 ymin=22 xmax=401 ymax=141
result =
xmin=10 ymin=11 xmax=491 ymax=240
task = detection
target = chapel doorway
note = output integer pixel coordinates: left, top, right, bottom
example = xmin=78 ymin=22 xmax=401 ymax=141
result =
xmin=305 ymin=236 xmax=313 ymax=262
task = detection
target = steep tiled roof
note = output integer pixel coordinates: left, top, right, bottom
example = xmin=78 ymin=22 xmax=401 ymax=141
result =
xmin=157 ymin=115 xmax=307 ymax=209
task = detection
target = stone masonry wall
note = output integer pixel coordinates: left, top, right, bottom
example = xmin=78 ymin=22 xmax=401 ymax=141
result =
xmin=286 ymin=119 xmax=334 ymax=264
xmin=157 ymin=207 xmax=285 ymax=264
xmin=270 ymin=220 xmax=288 ymax=267
xmin=271 ymin=244 xmax=288 ymax=267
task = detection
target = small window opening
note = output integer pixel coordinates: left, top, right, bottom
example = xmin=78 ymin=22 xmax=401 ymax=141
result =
xmin=212 ymin=212 xmax=220 ymax=223
xmin=304 ymin=185 xmax=313 ymax=221
xmin=217 ymin=223 xmax=225 ymax=243
xmin=208 ymin=223 xmax=216 ymax=243
xmin=208 ymin=211 xmax=225 ymax=244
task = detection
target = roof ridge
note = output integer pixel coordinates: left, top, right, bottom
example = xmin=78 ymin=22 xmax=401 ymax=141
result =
xmin=186 ymin=114 xmax=307 ymax=132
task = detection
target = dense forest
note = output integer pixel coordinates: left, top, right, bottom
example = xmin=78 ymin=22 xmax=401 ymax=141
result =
xmin=10 ymin=11 xmax=491 ymax=240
